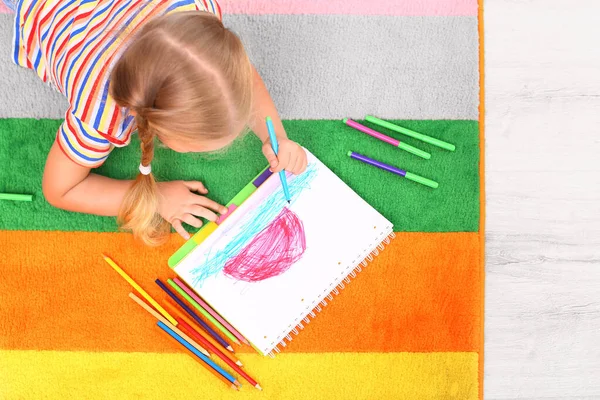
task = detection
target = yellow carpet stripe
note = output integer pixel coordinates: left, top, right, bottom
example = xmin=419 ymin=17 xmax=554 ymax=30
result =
xmin=0 ymin=351 xmax=478 ymax=399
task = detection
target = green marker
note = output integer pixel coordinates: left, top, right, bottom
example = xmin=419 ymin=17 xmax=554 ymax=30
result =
xmin=365 ymin=115 xmax=456 ymax=151
xmin=0 ymin=193 xmax=33 ymax=201
xmin=343 ymin=118 xmax=431 ymax=159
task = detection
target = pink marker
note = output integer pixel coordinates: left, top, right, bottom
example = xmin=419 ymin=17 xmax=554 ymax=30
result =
xmin=344 ymin=118 xmax=430 ymax=159
xmin=216 ymin=204 xmax=238 ymax=225
xmin=173 ymin=277 xmax=250 ymax=345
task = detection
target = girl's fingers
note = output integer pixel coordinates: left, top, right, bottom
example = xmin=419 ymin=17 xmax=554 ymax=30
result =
xmin=262 ymin=143 xmax=279 ymax=169
xmin=171 ymin=219 xmax=191 ymax=240
xmin=190 ymin=195 xmax=228 ymax=214
xmin=286 ymin=152 xmax=300 ymax=173
xmin=183 ymin=181 xmax=208 ymax=194
xmin=299 ymin=154 xmax=308 ymax=173
xmin=181 ymin=214 xmax=203 ymax=228
xmin=273 ymin=150 xmax=290 ymax=173
xmin=186 ymin=191 xmax=228 ymax=215
xmin=296 ymin=149 xmax=308 ymax=174
xmin=290 ymin=153 xmax=304 ymax=175
xmin=187 ymin=205 xmax=219 ymax=222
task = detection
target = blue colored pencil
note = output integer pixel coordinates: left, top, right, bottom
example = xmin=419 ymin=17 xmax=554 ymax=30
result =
xmin=265 ymin=116 xmax=292 ymax=203
xmin=157 ymin=321 xmax=238 ymax=385
xmin=155 ymin=279 xmax=232 ymax=351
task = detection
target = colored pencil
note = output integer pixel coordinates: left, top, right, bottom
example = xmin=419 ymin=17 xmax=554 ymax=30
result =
xmin=174 ymin=317 xmax=261 ymax=390
xmin=157 ymin=329 xmax=239 ymax=391
xmin=347 ymin=151 xmax=439 ymax=189
xmin=163 ymin=301 xmax=243 ymax=367
xmin=265 ymin=116 xmax=291 ymax=203
xmin=173 ymin=277 xmax=249 ymax=345
xmin=169 ymin=278 xmax=240 ymax=345
xmin=156 ymin=327 xmax=238 ymax=391
xmin=344 ymin=118 xmax=431 ymax=159
xmin=0 ymin=193 xmax=33 ymax=201
xmin=155 ymin=279 xmax=232 ymax=350
xmin=128 ymin=292 xmax=210 ymax=357
xmin=171 ymin=278 xmax=247 ymax=344
xmin=157 ymin=321 xmax=239 ymax=389
xmin=176 ymin=317 xmax=245 ymax=369
xmin=365 ymin=115 xmax=456 ymax=151
xmin=102 ymin=255 xmax=177 ymax=325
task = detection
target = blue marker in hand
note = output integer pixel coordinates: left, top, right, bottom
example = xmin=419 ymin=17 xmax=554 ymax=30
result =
xmin=265 ymin=117 xmax=292 ymax=203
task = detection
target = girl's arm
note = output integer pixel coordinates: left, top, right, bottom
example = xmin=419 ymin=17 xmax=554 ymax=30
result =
xmin=42 ymin=141 xmax=132 ymax=215
xmin=248 ymin=66 xmax=307 ymax=175
xmin=42 ymin=140 xmax=227 ymax=239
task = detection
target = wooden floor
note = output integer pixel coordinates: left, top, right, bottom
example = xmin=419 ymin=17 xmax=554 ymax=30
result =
xmin=485 ymin=0 xmax=600 ymax=398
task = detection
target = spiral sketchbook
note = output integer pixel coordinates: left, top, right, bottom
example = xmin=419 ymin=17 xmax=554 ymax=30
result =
xmin=169 ymin=149 xmax=393 ymax=356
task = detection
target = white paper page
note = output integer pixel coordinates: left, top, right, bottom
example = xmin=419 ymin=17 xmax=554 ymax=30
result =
xmin=175 ymin=150 xmax=392 ymax=355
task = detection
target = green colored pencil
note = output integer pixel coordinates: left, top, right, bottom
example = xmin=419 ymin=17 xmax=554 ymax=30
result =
xmin=0 ymin=193 xmax=33 ymax=201
xmin=365 ymin=115 xmax=456 ymax=151
xmin=167 ymin=279 xmax=240 ymax=345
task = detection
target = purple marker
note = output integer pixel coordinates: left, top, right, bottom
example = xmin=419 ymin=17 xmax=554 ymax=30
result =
xmin=347 ymin=151 xmax=438 ymax=189
xmin=344 ymin=119 xmax=430 ymax=160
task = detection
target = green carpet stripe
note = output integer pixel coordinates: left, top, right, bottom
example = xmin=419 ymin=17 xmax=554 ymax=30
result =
xmin=0 ymin=118 xmax=479 ymax=232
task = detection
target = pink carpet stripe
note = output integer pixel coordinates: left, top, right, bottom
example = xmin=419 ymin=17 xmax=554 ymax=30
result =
xmin=0 ymin=1 xmax=479 ymax=15
xmin=219 ymin=0 xmax=477 ymax=16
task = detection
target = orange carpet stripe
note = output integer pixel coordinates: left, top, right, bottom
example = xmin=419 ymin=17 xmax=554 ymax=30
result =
xmin=0 ymin=231 xmax=481 ymax=353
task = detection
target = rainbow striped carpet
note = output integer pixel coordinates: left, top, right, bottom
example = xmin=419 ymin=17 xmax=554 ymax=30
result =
xmin=0 ymin=1 xmax=485 ymax=398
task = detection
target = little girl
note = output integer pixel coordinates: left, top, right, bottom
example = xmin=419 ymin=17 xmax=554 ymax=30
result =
xmin=4 ymin=0 xmax=307 ymax=245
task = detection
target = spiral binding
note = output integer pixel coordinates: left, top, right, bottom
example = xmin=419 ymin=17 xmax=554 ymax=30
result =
xmin=267 ymin=231 xmax=395 ymax=357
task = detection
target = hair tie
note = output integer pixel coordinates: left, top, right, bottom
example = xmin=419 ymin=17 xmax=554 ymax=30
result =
xmin=139 ymin=163 xmax=152 ymax=175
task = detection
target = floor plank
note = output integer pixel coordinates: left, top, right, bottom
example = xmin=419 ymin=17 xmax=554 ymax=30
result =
xmin=485 ymin=0 xmax=600 ymax=398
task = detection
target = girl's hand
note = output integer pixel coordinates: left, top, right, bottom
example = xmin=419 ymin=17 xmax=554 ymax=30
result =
xmin=262 ymin=138 xmax=308 ymax=175
xmin=157 ymin=180 xmax=228 ymax=240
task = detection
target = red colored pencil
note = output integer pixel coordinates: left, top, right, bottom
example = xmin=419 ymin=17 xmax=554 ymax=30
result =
xmin=178 ymin=318 xmax=262 ymax=390
xmin=176 ymin=318 xmax=241 ymax=365
xmin=163 ymin=302 xmax=242 ymax=366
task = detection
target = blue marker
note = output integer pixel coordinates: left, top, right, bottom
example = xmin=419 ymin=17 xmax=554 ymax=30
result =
xmin=265 ymin=117 xmax=292 ymax=203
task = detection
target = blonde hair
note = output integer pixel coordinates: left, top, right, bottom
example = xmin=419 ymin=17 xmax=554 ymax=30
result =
xmin=110 ymin=11 xmax=253 ymax=246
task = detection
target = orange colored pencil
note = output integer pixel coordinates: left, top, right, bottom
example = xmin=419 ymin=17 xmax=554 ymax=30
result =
xmin=128 ymin=292 xmax=210 ymax=357
xmin=163 ymin=301 xmax=243 ymax=366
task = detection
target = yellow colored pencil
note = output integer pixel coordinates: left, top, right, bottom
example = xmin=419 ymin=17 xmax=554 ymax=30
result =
xmin=102 ymin=254 xmax=177 ymax=326
xmin=128 ymin=293 xmax=210 ymax=357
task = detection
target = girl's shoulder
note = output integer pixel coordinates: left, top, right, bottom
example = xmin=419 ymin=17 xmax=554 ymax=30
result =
xmin=192 ymin=0 xmax=222 ymax=20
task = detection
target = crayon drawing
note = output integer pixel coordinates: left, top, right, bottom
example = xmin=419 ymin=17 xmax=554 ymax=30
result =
xmin=188 ymin=162 xmax=318 ymax=287
xmin=174 ymin=150 xmax=394 ymax=355
xmin=223 ymin=207 xmax=306 ymax=282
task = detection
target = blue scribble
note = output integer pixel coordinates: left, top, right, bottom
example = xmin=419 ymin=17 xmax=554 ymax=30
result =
xmin=189 ymin=162 xmax=318 ymax=287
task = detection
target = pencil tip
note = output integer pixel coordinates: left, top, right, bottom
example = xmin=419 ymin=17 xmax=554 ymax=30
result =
xmin=255 ymin=384 xmax=262 ymax=391
xmin=227 ymin=346 xmax=234 ymax=352
xmin=236 ymin=361 xmax=243 ymax=366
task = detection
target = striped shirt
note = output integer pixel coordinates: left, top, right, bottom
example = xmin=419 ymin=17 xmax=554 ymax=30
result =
xmin=12 ymin=0 xmax=222 ymax=167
